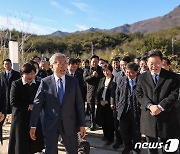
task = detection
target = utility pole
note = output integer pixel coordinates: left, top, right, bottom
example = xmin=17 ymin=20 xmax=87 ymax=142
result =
xmin=171 ymin=38 xmax=176 ymax=55
xmin=91 ymin=42 xmax=94 ymax=56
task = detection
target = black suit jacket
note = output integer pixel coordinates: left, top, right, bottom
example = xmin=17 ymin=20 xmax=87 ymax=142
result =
xmin=83 ymin=66 xmax=104 ymax=104
xmin=67 ymin=71 xmax=85 ymax=97
xmin=97 ymin=76 xmax=115 ymax=104
xmin=10 ymin=79 xmax=40 ymax=111
xmin=96 ymin=76 xmax=115 ymax=126
xmin=136 ymin=69 xmax=179 ymax=138
xmin=0 ymin=69 xmax=20 ymax=114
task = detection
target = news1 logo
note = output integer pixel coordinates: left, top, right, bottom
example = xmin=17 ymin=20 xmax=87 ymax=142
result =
xmin=134 ymin=139 xmax=179 ymax=152
xmin=164 ymin=139 xmax=179 ymax=152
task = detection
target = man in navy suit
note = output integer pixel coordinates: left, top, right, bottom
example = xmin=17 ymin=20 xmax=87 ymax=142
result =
xmin=30 ymin=53 xmax=86 ymax=154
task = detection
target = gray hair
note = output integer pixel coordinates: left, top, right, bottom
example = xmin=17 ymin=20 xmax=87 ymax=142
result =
xmin=49 ymin=53 xmax=69 ymax=65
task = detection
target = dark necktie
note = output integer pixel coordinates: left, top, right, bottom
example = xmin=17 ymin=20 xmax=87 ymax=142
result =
xmin=58 ymin=78 xmax=64 ymax=105
xmin=6 ymin=72 xmax=10 ymax=80
xmin=153 ymin=74 xmax=158 ymax=85
xmin=129 ymin=79 xmax=134 ymax=93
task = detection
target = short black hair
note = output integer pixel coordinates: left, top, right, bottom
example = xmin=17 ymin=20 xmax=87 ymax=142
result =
xmin=82 ymin=59 xmax=89 ymax=64
xmin=147 ymin=50 xmax=163 ymax=60
xmin=102 ymin=64 xmax=113 ymax=72
xmin=3 ymin=59 xmax=12 ymax=64
xmin=134 ymin=56 xmax=141 ymax=60
xmin=76 ymin=58 xmax=81 ymax=63
xmin=69 ymin=58 xmax=77 ymax=65
xmin=99 ymin=58 xmax=105 ymax=61
xmin=140 ymin=56 xmax=147 ymax=62
xmin=31 ymin=55 xmax=41 ymax=61
xmin=20 ymin=63 xmax=36 ymax=75
xmin=91 ymin=55 xmax=99 ymax=60
xmin=126 ymin=62 xmax=139 ymax=71
xmin=104 ymin=60 xmax=109 ymax=64
xmin=111 ymin=57 xmax=120 ymax=62
xmin=121 ymin=56 xmax=131 ymax=63
xmin=162 ymin=57 xmax=171 ymax=65
xmin=29 ymin=60 xmax=40 ymax=69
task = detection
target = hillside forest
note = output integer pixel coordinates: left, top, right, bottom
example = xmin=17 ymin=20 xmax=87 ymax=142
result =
xmin=0 ymin=26 xmax=180 ymax=72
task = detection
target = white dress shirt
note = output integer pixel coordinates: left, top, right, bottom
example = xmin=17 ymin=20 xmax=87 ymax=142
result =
xmin=102 ymin=77 xmax=111 ymax=101
xmin=54 ymin=74 xmax=65 ymax=92
xmin=22 ymin=78 xmax=36 ymax=85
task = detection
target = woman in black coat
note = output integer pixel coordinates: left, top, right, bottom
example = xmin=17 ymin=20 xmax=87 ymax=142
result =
xmin=8 ymin=63 xmax=44 ymax=154
xmin=96 ymin=64 xmax=115 ymax=145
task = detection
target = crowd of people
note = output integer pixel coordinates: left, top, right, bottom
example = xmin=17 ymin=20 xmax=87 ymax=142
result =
xmin=0 ymin=49 xmax=179 ymax=154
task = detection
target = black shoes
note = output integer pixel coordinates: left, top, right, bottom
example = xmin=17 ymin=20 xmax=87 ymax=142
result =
xmin=105 ymin=140 xmax=113 ymax=145
xmin=122 ymin=148 xmax=132 ymax=154
xmin=113 ymin=142 xmax=123 ymax=149
xmin=90 ymin=126 xmax=96 ymax=131
xmin=102 ymin=136 xmax=106 ymax=141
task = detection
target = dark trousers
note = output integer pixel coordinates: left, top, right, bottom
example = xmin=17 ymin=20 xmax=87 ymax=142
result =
xmin=0 ymin=114 xmax=7 ymax=144
xmin=45 ymin=133 xmax=78 ymax=154
xmin=119 ymin=111 xmax=141 ymax=152
xmin=85 ymin=103 xmax=91 ymax=115
xmin=101 ymin=107 xmax=114 ymax=142
xmin=89 ymin=103 xmax=96 ymax=127
xmin=113 ymin=110 xmax=123 ymax=144
xmin=146 ymin=136 xmax=179 ymax=154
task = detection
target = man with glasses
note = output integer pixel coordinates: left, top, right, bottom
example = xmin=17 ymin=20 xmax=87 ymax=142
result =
xmin=136 ymin=50 xmax=179 ymax=154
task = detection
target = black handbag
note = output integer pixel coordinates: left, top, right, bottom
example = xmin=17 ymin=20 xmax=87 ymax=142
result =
xmin=78 ymin=140 xmax=90 ymax=154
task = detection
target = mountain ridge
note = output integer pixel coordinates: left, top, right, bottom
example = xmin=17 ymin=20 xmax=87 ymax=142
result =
xmin=48 ymin=5 xmax=180 ymax=37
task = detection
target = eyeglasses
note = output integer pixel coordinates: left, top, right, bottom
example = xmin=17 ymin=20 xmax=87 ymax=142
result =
xmin=148 ymin=63 xmax=161 ymax=66
xmin=53 ymin=62 xmax=68 ymax=66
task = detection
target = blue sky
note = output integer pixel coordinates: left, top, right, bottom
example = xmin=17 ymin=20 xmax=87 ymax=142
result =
xmin=0 ymin=0 xmax=179 ymax=35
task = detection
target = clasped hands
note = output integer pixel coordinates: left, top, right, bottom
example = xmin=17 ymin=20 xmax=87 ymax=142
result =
xmin=149 ymin=105 xmax=162 ymax=116
xmin=92 ymin=71 xmax=98 ymax=77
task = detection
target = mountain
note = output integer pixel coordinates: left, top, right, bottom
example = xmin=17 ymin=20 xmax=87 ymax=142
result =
xmin=108 ymin=5 xmax=180 ymax=34
xmin=47 ymin=31 xmax=70 ymax=37
xmin=48 ymin=5 xmax=180 ymax=37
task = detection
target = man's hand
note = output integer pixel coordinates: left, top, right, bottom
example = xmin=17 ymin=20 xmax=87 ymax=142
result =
xmin=100 ymin=100 xmax=106 ymax=106
xmin=30 ymin=128 xmax=36 ymax=140
xmin=28 ymin=105 xmax=33 ymax=111
xmin=92 ymin=71 xmax=98 ymax=77
xmin=80 ymin=127 xmax=86 ymax=139
xmin=0 ymin=112 xmax=4 ymax=122
xmin=149 ymin=105 xmax=162 ymax=116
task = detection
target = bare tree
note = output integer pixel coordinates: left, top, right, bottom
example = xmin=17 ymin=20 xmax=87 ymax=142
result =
xmin=0 ymin=13 xmax=33 ymax=65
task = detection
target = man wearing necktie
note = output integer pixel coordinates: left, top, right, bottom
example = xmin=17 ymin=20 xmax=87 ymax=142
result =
xmin=30 ymin=53 xmax=86 ymax=154
xmin=58 ymin=78 xmax=64 ymax=104
xmin=152 ymin=73 xmax=159 ymax=86
xmin=0 ymin=59 xmax=20 ymax=143
xmin=67 ymin=58 xmax=84 ymax=103
xmin=116 ymin=62 xmax=141 ymax=154
xmin=136 ymin=50 xmax=179 ymax=154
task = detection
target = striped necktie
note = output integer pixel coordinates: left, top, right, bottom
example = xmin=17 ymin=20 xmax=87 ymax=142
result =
xmin=153 ymin=74 xmax=158 ymax=85
xmin=129 ymin=79 xmax=134 ymax=93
